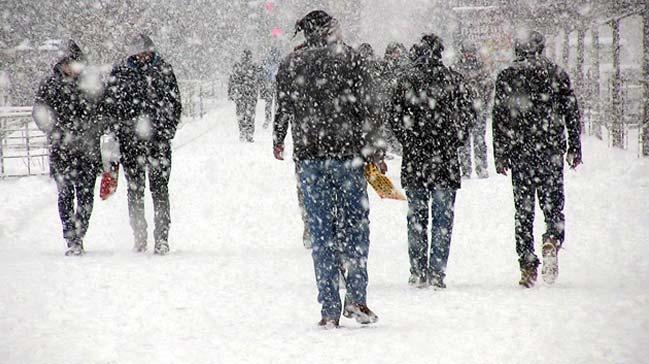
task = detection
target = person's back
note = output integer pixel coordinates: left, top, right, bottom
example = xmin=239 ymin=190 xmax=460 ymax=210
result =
xmin=276 ymin=40 xmax=369 ymax=160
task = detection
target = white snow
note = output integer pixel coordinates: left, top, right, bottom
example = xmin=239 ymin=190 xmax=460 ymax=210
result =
xmin=1 ymin=102 xmax=648 ymax=364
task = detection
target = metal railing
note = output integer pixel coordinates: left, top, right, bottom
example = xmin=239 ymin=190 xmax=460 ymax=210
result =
xmin=0 ymin=106 xmax=49 ymax=178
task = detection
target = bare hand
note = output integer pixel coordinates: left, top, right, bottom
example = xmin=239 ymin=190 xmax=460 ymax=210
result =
xmin=377 ymin=160 xmax=388 ymax=174
xmin=273 ymin=145 xmax=284 ymax=160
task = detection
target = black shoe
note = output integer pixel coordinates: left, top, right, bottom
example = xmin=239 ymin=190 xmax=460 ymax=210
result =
xmin=318 ymin=317 xmax=340 ymax=329
xmin=408 ymin=273 xmax=428 ymax=288
xmin=430 ymin=274 xmax=446 ymax=289
xmin=154 ymin=240 xmax=170 ymax=255
xmin=343 ymin=303 xmax=379 ymax=324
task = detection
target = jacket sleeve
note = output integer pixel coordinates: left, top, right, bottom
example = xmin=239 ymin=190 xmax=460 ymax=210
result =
xmin=32 ymin=78 xmax=55 ymax=134
xmin=158 ymin=63 xmax=182 ymax=140
xmin=454 ymin=77 xmax=474 ymax=149
xmin=387 ymin=77 xmax=409 ymax=147
xmin=492 ymin=71 xmax=512 ymax=165
xmin=272 ymin=61 xmax=291 ymax=148
xmin=356 ymin=57 xmax=386 ymax=163
xmin=556 ymin=69 xmax=582 ymax=157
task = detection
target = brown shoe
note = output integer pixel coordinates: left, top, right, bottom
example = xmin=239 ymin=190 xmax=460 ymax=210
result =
xmin=343 ymin=303 xmax=379 ymax=324
xmin=519 ymin=264 xmax=538 ymax=288
xmin=318 ymin=317 xmax=340 ymax=329
xmin=541 ymin=237 xmax=559 ymax=284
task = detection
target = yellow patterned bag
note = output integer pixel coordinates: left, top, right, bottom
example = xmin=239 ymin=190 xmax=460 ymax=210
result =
xmin=364 ymin=163 xmax=406 ymax=201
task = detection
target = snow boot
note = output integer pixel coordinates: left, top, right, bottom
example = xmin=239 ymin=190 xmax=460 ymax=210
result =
xmin=541 ymin=236 xmax=560 ymax=284
xmin=430 ymin=273 xmax=446 ymax=290
xmin=318 ymin=317 xmax=340 ymax=329
xmin=408 ymin=273 xmax=428 ymax=288
xmin=519 ymin=262 xmax=538 ymax=288
xmin=343 ymin=303 xmax=379 ymax=324
xmin=65 ymin=241 xmax=85 ymax=256
xmin=133 ymin=239 xmax=147 ymax=253
xmin=154 ymin=240 xmax=170 ymax=255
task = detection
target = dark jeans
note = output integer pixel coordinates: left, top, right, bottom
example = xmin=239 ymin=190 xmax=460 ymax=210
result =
xmin=511 ymin=154 xmax=565 ymax=268
xmin=459 ymin=112 xmax=488 ymax=178
xmin=298 ymin=159 xmax=370 ymax=319
xmin=54 ymin=167 xmax=97 ymax=247
xmin=121 ymin=141 xmax=172 ymax=245
xmin=406 ymin=188 xmax=457 ymax=279
xmin=236 ymin=100 xmax=257 ymax=142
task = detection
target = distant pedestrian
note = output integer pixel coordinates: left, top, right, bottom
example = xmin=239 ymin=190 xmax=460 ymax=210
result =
xmin=492 ymin=30 xmax=582 ymax=287
xmin=228 ymin=50 xmax=261 ymax=142
xmin=33 ymin=40 xmax=102 ymax=256
xmin=261 ymin=47 xmax=281 ymax=129
xmin=453 ymin=41 xmax=492 ymax=178
xmin=100 ymin=34 xmax=182 ymax=255
xmin=389 ymin=34 xmax=473 ymax=289
xmin=273 ymin=10 xmax=385 ymax=328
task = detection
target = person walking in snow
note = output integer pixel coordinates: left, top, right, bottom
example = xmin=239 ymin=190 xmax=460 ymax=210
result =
xmin=388 ymin=34 xmax=473 ymax=289
xmin=228 ymin=49 xmax=261 ymax=142
xmin=261 ymin=47 xmax=281 ymax=129
xmin=453 ymin=41 xmax=493 ymax=179
xmin=33 ymin=40 xmax=102 ymax=256
xmin=378 ymin=42 xmax=409 ymax=155
xmin=273 ymin=10 xmax=385 ymax=328
xmin=492 ymin=30 xmax=582 ymax=288
xmin=100 ymin=34 xmax=182 ymax=255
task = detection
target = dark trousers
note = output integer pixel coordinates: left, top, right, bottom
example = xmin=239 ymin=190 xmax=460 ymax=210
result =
xmin=262 ymin=94 xmax=274 ymax=129
xmin=511 ymin=154 xmax=565 ymax=268
xmin=459 ymin=112 xmax=488 ymax=178
xmin=236 ymin=100 xmax=257 ymax=142
xmin=406 ymin=188 xmax=457 ymax=279
xmin=54 ymin=168 xmax=97 ymax=247
xmin=121 ymin=141 xmax=172 ymax=245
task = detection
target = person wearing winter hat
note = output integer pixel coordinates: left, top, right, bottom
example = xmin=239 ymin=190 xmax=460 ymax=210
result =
xmin=388 ymin=33 xmax=473 ymax=289
xmin=492 ymin=29 xmax=582 ymax=287
xmin=273 ymin=10 xmax=385 ymax=328
xmin=33 ymin=40 xmax=102 ymax=256
xmin=99 ymin=33 xmax=182 ymax=255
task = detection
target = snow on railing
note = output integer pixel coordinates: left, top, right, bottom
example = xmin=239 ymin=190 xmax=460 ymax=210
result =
xmin=0 ymin=106 xmax=49 ymax=178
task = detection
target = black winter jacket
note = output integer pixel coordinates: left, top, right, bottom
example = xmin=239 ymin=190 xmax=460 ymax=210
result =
xmin=101 ymin=53 xmax=182 ymax=147
xmin=33 ymin=61 xmax=102 ymax=176
xmin=492 ymin=55 xmax=581 ymax=167
xmin=389 ymin=57 xmax=473 ymax=190
xmin=228 ymin=58 xmax=262 ymax=103
xmin=273 ymin=41 xmax=384 ymax=162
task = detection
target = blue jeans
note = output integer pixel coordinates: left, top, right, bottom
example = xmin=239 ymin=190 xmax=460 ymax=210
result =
xmin=298 ymin=159 xmax=370 ymax=319
xmin=406 ymin=188 xmax=457 ymax=279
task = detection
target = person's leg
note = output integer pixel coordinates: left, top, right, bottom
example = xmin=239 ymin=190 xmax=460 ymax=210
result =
xmin=334 ymin=161 xmax=370 ymax=306
xmin=236 ymin=102 xmax=246 ymax=142
xmin=458 ymin=137 xmax=473 ymax=178
xmin=298 ymin=160 xmax=341 ymax=319
xmin=538 ymin=155 xmax=566 ymax=245
xmin=54 ymin=173 xmax=77 ymax=247
xmin=73 ymin=168 xmax=98 ymax=247
xmin=406 ymin=188 xmax=430 ymax=281
xmin=429 ymin=189 xmax=457 ymax=286
xmin=511 ymin=165 xmax=540 ymax=271
xmin=473 ymin=114 xmax=489 ymax=178
xmin=263 ymin=95 xmax=273 ymax=129
xmin=121 ymin=148 xmax=148 ymax=250
xmin=148 ymin=143 xmax=172 ymax=252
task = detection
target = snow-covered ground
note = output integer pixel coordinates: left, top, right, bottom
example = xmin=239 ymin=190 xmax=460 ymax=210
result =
xmin=1 ymin=102 xmax=648 ymax=364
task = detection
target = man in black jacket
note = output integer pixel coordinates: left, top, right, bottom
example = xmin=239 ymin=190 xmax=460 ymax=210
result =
xmin=492 ymin=30 xmax=582 ymax=287
xmin=273 ymin=10 xmax=384 ymax=328
xmin=101 ymin=34 xmax=182 ymax=255
xmin=389 ymin=34 xmax=473 ymax=289
xmin=33 ymin=40 xmax=101 ymax=256
xmin=228 ymin=50 xmax=261 ymax=142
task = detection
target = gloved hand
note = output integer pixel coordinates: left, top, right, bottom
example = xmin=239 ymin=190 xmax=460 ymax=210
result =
xmin=566 ymin=150 xmax=582 ymax=169
xmin=495 ymin=159 xmax=510 ymax=176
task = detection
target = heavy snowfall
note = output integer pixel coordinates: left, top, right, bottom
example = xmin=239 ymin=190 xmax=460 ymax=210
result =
xmin=1 ymin=1 xmax=649 ymax=363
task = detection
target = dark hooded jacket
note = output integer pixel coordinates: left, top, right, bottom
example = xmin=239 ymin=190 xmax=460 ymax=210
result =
xmin=273 ymin=13 xmax=384 ymax=162
xmin=389 ymin=38 xmax=473 ymax=190
xmin=492 ymin=53 xmax=581 ymax=167
xmin=33 ymin=58 xmax=102 ymax=176
xmin=101 ymin=52 xmax=182 ymax=145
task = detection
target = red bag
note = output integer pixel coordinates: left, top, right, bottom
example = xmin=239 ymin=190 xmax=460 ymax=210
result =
xmin=100 ymin=163 xmax=119 ymax=200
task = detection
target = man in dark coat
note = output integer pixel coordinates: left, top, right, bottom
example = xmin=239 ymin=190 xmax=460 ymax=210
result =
xmin=389 ymin=34 xmax=473 ymax=289
xmin=273 ymin=10 xmax=385 ymax=328
xmin=453 ymin=41 xmax=493 ymax=178
xmin=101 ymin=34 xmax=182 ymax=255
xmin=492 ymin=30 xmax=582 ymax=287
xmin=33 ymin=40 xmax=101 ymax=256
xmin=228 ymin=50 xmax=261 ymax=142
